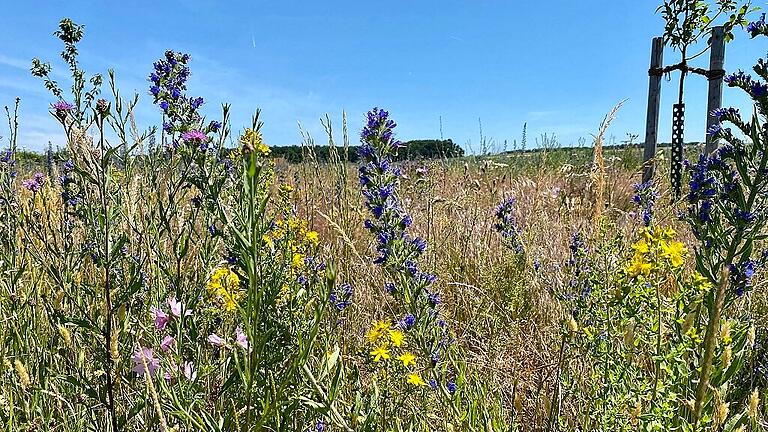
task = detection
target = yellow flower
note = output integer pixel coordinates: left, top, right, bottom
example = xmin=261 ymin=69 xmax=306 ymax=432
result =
xmin=663 ymin=227 xmax=676 ymax=239
xmin=239 ymin=128 xmax=270 ymax=156
xmin=366 ymin=328 xmax=383 ymax=344
xmin=291 ymin=253 xmax=305 ymax=269
xmin=661 ymin=240 xmax=687 ymax=267
xmin=207 ymin=267 xmax=242 ymax=311
xmin=406 ymin=373 xmax=426 ymax=386
xmin=374 ymin=320 xmax=392 ymax=331
xmin=397 ymin=352 xmax=416 ymax=367
xmin=632 ymin=240 xmax=650 ymax=255
xmin=370 ymin=346 xmax=390 ymax=362
xmin=388 ymin=329 xmax=405 ymax=347
xmin=626 ymin=255 xmax=653 ymax=278
xmin=305 ymin=231 xmax=319 ymax=246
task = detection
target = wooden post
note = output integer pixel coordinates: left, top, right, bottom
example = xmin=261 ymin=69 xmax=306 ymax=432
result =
xmin=643 ymin=37 xmax=664 ymax=183
xmin=705 ymin=26 xmax=726 ymax=154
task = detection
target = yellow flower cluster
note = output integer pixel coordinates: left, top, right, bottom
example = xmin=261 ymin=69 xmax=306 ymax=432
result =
xmin=625 ymin=227 xmax=688 ymax=279
xmin=263 ymin=217 xmax=320 ymax=267
xmin=206 ymin=267 xmax=242 ymax=312
xmin=239 ymin=127 xmax=270 ymax=156
xmin=366 ymin=320 xmax=426 ymax=386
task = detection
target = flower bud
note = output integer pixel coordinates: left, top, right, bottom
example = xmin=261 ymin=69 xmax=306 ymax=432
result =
xmin=96 ymin=98 xmax=110 ymax=117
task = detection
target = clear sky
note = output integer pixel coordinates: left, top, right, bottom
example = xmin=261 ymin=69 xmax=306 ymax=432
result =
xmin=0 ymin=1 xmax=763 ymax=152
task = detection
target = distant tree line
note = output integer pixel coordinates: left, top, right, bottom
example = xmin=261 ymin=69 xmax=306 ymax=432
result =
xmin=270 ymin=139 xmax=464 ymax=163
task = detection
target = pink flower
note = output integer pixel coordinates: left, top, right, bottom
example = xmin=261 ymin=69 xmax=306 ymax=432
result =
xmin=167 ymin=297 xmax=192 ymax=318
xmin=235 ymin=326 xmax=249 ymax=351
xmin=131 ymin=347 xmax=160 ymax=377
xmin=181 ymin=130 xmax=207 ymax=143
xmin=183 ymin=361 xmax=197 ymax=381
xmin=164 ymin=358 xmax=178 ymax=382
xmin=150 ymin=306 xmax=169 ymax=330
xmin=51 ymin=101 xmax=75 ymax=111
xmin=160 ymin=335 xmax=175 ymax=352
xmin=207 ymin=333 xmax=226 ymax=347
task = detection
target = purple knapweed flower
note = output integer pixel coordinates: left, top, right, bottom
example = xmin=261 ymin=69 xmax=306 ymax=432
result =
xmin=22 ymin=172 xmax=45 ymax=193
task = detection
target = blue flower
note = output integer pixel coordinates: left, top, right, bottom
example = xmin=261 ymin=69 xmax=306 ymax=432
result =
xmin=400 ymin=313 xmax=416 ymax=329
xmin=330 ymin=283 xmax=354 ymax=310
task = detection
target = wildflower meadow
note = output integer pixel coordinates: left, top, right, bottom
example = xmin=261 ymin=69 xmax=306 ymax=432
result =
xmin=2 ymin=3 xmax=768 ymax=431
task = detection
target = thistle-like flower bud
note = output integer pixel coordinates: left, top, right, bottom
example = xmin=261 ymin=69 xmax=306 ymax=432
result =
xmin=96 ymin=98 xmax=110 ymax=117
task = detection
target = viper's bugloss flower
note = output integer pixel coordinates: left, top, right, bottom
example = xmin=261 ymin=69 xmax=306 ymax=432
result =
xmin=632 ymin=180 xmax=658 ymax=227
xmin=131 ymin=347 xmax=160 ymax=376
xmin=329 ymin=283 xmax=353 ymax=310
xmin=358 ymin=108 xmax=437 ymax=300
xmin=1 ymin=149 xmax=13 ymax=165
xmin=358 ymin=107 xmax=453 ymax=378
xmin=748 ymin=13 xmax=767 ymax=37
xmin=148 ymin=50 xmax=208 ymax=139
xmin=712 ymin=107 xmax=740 ymax=121
xmin=730 ymin=260 xmax=759 ymax=296
xmin=494 ymin=196 xmax=525 ymax=253
xmin=399 ymin=313 xmax=416 ymax=329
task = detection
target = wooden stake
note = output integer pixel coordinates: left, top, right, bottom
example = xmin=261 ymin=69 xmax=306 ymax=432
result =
xmin=705 ymin=26 xmax=726 ymax=154
xmin=643 ymin=37 xmax=664 ymax=183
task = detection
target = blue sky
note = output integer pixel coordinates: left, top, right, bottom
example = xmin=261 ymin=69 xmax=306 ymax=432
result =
xmin=0 ymin=1 xmax=763 ymax=152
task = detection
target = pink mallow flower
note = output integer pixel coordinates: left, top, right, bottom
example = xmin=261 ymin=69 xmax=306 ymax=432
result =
xmin=183 ymin=361 xmax=197 ymax=381
xmin=207 ymin=333 xmax=226 ymax=347
xmin=131 ymin=347 xmax=160 ymax=377
xmin=160 ymin=335 xmax=175 ymax=352
xmin=235 ymin=326 xmax=249 ymax=351
xmin=167 ymin=297 xmax=192 ymax=318
xmin=150 ymin=306 xmax=169 ymax=330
